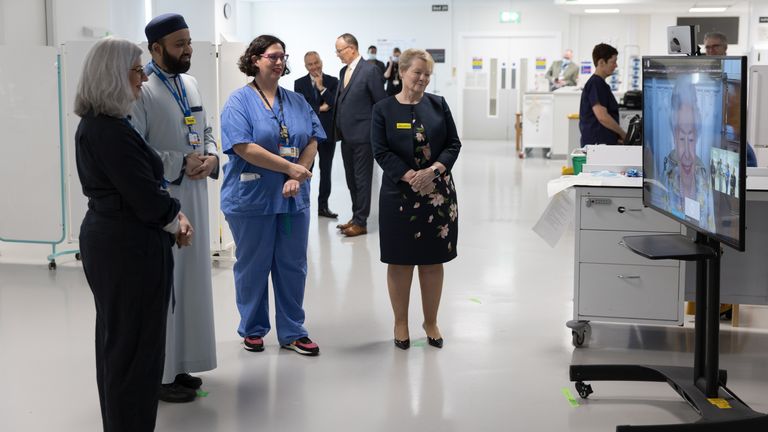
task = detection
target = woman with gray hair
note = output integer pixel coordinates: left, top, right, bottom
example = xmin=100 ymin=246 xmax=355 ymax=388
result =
xmin=74 ymin=37 xmax=193 ymax=432
xmin=371 ymin=48 xmax=461 ymax=349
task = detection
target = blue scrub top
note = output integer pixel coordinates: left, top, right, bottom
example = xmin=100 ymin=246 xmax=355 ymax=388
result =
xmin=220 ymin=85 xmax=326 ymax=216
xmin=580 ymin=74 xmax=620 ymax=146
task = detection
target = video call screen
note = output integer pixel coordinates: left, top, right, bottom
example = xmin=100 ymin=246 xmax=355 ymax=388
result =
xmin=642 ymin=56 xmax=746 ymax=250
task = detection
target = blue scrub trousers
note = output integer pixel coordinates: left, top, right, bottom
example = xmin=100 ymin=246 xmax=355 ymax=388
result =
xmin=227 ymin=209 xmax=310 ymax=345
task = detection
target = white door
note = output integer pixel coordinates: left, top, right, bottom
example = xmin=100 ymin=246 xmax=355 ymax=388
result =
xmin=457 ymin=33 xmax=561 ymax=140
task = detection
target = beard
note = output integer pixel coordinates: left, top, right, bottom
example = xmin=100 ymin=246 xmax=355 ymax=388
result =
xmin=161 ymin=47 xmax=191 ymax=74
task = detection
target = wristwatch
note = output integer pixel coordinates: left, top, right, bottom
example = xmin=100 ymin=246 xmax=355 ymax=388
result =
xmin=432 ymin=167 xmax=441 ymax=178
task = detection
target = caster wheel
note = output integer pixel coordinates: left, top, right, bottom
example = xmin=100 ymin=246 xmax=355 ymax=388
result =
xmin=48 ymin=261 xmax=57 ymax=271
xmin=575 ymin=381 xmax=593 ymax=399
xmin=569 ymin=322 xmax=591 ymax=348
xmin=75 ymin=253 xmax=81 ymax=261
xmin=572 ymin=330 xmax=586 ymax=347
xmin=545 ymin=150 xmax=552 ymax=159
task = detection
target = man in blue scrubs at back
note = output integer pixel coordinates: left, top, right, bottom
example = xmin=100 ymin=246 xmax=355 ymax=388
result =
xmin=579 ymin=43 xmax=626 ymax=146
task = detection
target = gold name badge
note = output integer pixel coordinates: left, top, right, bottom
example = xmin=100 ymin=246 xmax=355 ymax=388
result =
xmin=396 ymin=123 xmax=411 ymax=129
xmin=184 ymin=116 xmax=197 ymax=125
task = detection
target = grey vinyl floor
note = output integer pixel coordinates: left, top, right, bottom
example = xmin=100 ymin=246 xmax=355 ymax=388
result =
xmin=1 ymin=141 xmax=768 ymax=431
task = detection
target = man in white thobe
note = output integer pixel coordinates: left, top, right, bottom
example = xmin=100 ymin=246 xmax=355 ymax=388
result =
xmin=132 ymin=13 xmax=217 ymax=403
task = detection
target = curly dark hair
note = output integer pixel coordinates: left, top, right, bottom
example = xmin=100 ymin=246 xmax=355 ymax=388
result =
xmin=238 ymin=35 xmax=290 ymax=77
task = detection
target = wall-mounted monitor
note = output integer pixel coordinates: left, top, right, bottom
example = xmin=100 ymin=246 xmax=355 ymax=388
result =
xmin=642 ymin=56 xmax=747 ymax=251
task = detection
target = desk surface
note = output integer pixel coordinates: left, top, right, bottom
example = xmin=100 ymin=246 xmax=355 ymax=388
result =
xmin=548 ymin=173 xmax=768 ymax=197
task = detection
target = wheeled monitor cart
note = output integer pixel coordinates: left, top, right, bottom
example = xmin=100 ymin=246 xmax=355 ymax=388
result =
xmin=570 ymin=233 xmax=768 ymax=431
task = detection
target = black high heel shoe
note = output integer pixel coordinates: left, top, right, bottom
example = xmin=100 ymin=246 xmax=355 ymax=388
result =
xmin=426 ymin=336 xmax=443 ymax=349
xmin=394 ymin=339 xmax=410 ymax=350
xmin=423 ymin=323 xmax=443 ymax=349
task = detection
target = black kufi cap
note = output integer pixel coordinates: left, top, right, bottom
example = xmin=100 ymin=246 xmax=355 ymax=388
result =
xmin=145 ymin=13 xmax=188 ymax=45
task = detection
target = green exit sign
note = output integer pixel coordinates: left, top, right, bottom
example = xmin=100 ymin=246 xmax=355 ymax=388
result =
xmin=500 ymin=11 xmax=520 ymax=23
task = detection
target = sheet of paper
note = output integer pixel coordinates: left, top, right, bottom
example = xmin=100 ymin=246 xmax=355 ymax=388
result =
xmin=547 ymin=176 xmax=602 ymax=197
xmin=533 ymin=189 xmax=575 ymax=248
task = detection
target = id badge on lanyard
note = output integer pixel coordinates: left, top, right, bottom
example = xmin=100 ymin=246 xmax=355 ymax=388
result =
xmin=278 ymin=125 xmax=299 ymax=160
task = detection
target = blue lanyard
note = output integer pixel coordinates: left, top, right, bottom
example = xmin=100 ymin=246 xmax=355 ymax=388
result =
xmin=145 ymin=61 xmax=192 ymax=119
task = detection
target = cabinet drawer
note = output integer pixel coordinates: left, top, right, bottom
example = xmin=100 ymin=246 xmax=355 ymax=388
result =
xmin=578 ymin=263 xmax=680 ymax=321
xmin=580 ymin=196 xmax=680 ymax=232
xmin=579 ymin=231 xmax=679 ymax=267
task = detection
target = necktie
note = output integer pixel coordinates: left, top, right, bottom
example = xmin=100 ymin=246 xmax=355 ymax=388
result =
xmin=343 ymin=66 xmax=352 ymax=87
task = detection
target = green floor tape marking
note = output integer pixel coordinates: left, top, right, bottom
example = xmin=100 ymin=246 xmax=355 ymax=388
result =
xmin=469 ymin=297 xmax=482 ymax=304
xmin=562 ymin=388 xmax=579 ymax=407
xmin=196 ymin=390 xmax=209 ymax=397
xmin=411 ymin=340 xmax=426 ymax=347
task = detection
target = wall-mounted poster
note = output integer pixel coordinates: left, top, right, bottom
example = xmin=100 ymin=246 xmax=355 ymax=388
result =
xmin=472 ymin=57 xmax=483 ymax=70
xmin=535 ymin=57 xmax=546 ymax=71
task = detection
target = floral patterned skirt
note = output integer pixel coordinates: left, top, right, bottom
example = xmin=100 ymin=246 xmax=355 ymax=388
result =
xmin=378 ymin=173 xmax=458 ymax=265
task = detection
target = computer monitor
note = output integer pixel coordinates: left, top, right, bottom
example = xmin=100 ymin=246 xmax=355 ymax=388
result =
xmin=642 ymin=56 xmax=747 ymax=251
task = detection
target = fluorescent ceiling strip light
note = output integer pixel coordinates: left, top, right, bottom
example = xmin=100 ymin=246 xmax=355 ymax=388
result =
xmin=585 ymin=8 xmax=620 ymax=14
xmin=689 ymin=7 xmax=728 ymax=13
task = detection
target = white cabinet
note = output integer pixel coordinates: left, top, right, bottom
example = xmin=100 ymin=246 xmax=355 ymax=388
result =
xmin=570 ymin=187 xmax=685 ymax=346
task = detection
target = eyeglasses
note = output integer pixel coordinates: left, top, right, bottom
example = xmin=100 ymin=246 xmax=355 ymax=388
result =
xmin=260 ymin=53 xmax=289 ymax=62
xmin=335 ymin=45 xmax=351 ymax=54
xmin=130 ymin=66 xmax=146 ymax=75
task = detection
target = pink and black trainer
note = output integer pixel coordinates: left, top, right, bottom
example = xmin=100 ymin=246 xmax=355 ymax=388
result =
xmin=281 ymin=337 xmax=319 ymax=356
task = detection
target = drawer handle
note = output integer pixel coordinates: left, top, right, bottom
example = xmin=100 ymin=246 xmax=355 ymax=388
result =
xmin=617 ymin=275 xmax=640 ymax=279
xmin=617 ymin=206 xmax=643 ymax=213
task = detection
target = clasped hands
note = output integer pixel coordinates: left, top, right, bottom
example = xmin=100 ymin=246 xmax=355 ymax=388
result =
xmin=283 ymin=162 xmax=312 ymax=197
xmin=185 ymin=154 xmax=218 ymax=180
xmin=176 ymin=212 xmax=194 ymax=248
xmin=402 ymin=167 xmax=437 ymax=195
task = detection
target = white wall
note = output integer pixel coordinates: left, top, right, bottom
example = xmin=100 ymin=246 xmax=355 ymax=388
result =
xmin=0 ymin=0 xmax=47 ymax=45
xmin=110 ymin=0 xmax=147 ymax=42
xmin=152 ymin=0 xmax=216 ymax=43
xmin=246 ymin=0 xmax=453 ymax=96
xmin=747 ymin=2 xmax=768 ymax=64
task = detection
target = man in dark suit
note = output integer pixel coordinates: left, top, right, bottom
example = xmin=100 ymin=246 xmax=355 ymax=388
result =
xmin=333 ymin=33 xmax=387 ymax=237
xmin=294 ymin=51 xmax=339 ymax=219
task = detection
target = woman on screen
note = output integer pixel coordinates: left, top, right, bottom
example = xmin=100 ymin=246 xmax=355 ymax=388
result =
xmin=662 ymin=77 xmax=715 ymax=231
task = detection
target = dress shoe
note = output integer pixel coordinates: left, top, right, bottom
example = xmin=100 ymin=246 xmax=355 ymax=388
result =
xmin=318 ymin=208 xmax=338 ymax=219
xmin=342 ymin=224 xmax=367 ymax=237
xmin=174 ymin=373 xmax=202 ymax=390
xmin=423 ymin=323 xmax=443 ymax=348
xmin=394 ymin=339 xmax=410 ymax=350
xmin=159 ymin=383 xmax=196 ymax=403
xmin=336 ymin=219 xmax=354 ymax=230
xmin=427 ymin=336 xmax=444 ymax=349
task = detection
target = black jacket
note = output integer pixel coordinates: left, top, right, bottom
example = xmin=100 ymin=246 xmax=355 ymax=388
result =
xmin=333 ymin=59 xmax=387 ymax=143
xmin=294 ymin=73 xmax=339 ymax=142
xmin=371 ymin=93 xmax=461 ymax=185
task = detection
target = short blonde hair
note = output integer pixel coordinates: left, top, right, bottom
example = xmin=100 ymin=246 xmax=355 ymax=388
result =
xmin=74 ymin=37 xmax=142 ymax=118
xmin=399 ymin=49 xmax=434 ymax=76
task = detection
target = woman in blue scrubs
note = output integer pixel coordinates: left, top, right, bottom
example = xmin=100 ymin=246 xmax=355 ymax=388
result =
xmin=221 ymin=35 xmax=324 ymax=356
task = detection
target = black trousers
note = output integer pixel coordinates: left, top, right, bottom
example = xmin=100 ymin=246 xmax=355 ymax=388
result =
xmin=340 ymin=139 xmax=373 ymax=226
xmin=80 ymin=211 xmax=174 ymax=432
xmin=316 ymin=138 xmax=336 ymax=209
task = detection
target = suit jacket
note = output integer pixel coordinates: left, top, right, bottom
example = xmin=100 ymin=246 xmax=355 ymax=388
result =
xmin=333 ymin=59 xmax=387 ymax=143
xmin=294 ymin=73 xmax=338 ymax=142
xmin=371 ymin=93 xmax=461 ymax=186
xmin=545 ymin=60 xmax=579 ymax=88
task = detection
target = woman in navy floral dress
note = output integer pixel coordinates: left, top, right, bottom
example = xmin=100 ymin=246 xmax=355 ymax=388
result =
xmin=371 ymin=49 xmax=461 ymax=350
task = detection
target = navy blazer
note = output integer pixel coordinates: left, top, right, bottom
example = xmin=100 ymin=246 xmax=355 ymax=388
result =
xmin=333 ymin=59 xmax=387 ymax=143
xmin=371 ymin=93 xmax=461 ymax=186
xmin=294 ymin=73 xmax=338 ymax=142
